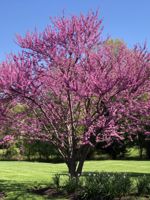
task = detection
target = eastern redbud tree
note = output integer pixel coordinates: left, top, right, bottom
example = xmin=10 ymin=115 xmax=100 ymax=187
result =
xmin=0 ymin=12 xmax=150 ymax=177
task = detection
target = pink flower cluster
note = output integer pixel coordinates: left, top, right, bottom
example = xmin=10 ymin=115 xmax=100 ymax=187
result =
xmin=0 ymin=135 xmax=14 ymax=145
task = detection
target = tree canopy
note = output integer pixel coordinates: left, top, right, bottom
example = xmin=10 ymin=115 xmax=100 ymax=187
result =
xmin=0 ymin=11 xmax=150 ymax=176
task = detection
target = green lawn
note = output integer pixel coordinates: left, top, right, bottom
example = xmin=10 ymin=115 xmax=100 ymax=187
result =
xmin=0 ymin=160 xmax=150 ymax=199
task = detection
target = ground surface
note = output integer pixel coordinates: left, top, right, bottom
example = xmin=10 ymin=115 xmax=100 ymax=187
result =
xmin=0 ymin=160 xmax=149 ymax=199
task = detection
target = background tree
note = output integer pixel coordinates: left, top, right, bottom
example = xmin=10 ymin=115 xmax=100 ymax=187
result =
xmin=0 ymin=12 xmax=150 ymax=177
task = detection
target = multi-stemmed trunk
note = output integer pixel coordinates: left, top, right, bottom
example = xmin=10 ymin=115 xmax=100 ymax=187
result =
xmin=65 ymin=145 xmax=90 ymax=178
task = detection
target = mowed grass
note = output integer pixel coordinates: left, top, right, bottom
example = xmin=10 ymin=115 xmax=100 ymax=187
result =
xmin=0 ymin=160 xmax=150 ymax=199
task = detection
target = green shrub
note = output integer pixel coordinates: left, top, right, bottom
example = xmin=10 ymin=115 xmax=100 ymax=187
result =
xmin=79 ymin=172 xmax=132 ymax=200
xmin=64 ymin=177 xmax=83 ymax=194
xmin=52 ymin=174 xmax=61 ymax=190
xmin=5 ymin=145 xmax=21 ymax=160
xmin=21 ymin=140 xmax=61 ymax=161
xmin=111 ymin=173 xmax=132 ymax=198
xmin=80 ymin=173 xmax=107 ymax=200
xmin=137 ymin=175 xmax=150 ymax=195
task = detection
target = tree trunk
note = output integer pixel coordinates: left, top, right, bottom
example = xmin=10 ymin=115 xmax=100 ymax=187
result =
xmin=67 ymin=158 xmax=77 ymax=178
xmin=66 ymin=145 xmax=90 ymax=178
xmin=76 ymin=146 xmax=90 ymax=175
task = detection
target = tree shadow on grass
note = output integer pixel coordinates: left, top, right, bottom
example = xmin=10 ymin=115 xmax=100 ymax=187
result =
xmin=126 ymin=172 xmax=150 ymax=178
xmin=0 ymin=180 xmax=48 ymax=200
xmin=82 ymin=171 xmax=150 ymax=178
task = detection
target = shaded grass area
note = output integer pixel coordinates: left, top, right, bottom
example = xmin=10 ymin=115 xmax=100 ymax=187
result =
xmin=0 ymin=161 xmax=150 ymax=199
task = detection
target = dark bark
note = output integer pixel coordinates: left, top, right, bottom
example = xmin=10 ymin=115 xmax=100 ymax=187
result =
xmin=66 ymin=145 xmax=90 ymax=178
xmin=67 ymin=158 xmax=77 ymax=177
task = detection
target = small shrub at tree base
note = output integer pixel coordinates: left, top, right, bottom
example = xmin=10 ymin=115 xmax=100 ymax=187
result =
xmin=52 ymin=174 xmax=61 ymax=190
xmin=80 ymin=173 xmax=106 ymax=200
xmin=64 ymin=177 xmax=83 ymax=194
xmin=137 ymin=175 xmax=150 ymax=195
xmin=111 ymin=173 xmax=132 ymax=198
xmin=78 ymin=172 xmax=132 ymax=200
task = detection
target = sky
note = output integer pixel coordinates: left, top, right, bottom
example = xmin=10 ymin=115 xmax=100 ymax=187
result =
xmin=0 ymin=0 xmax=150 ymax=61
